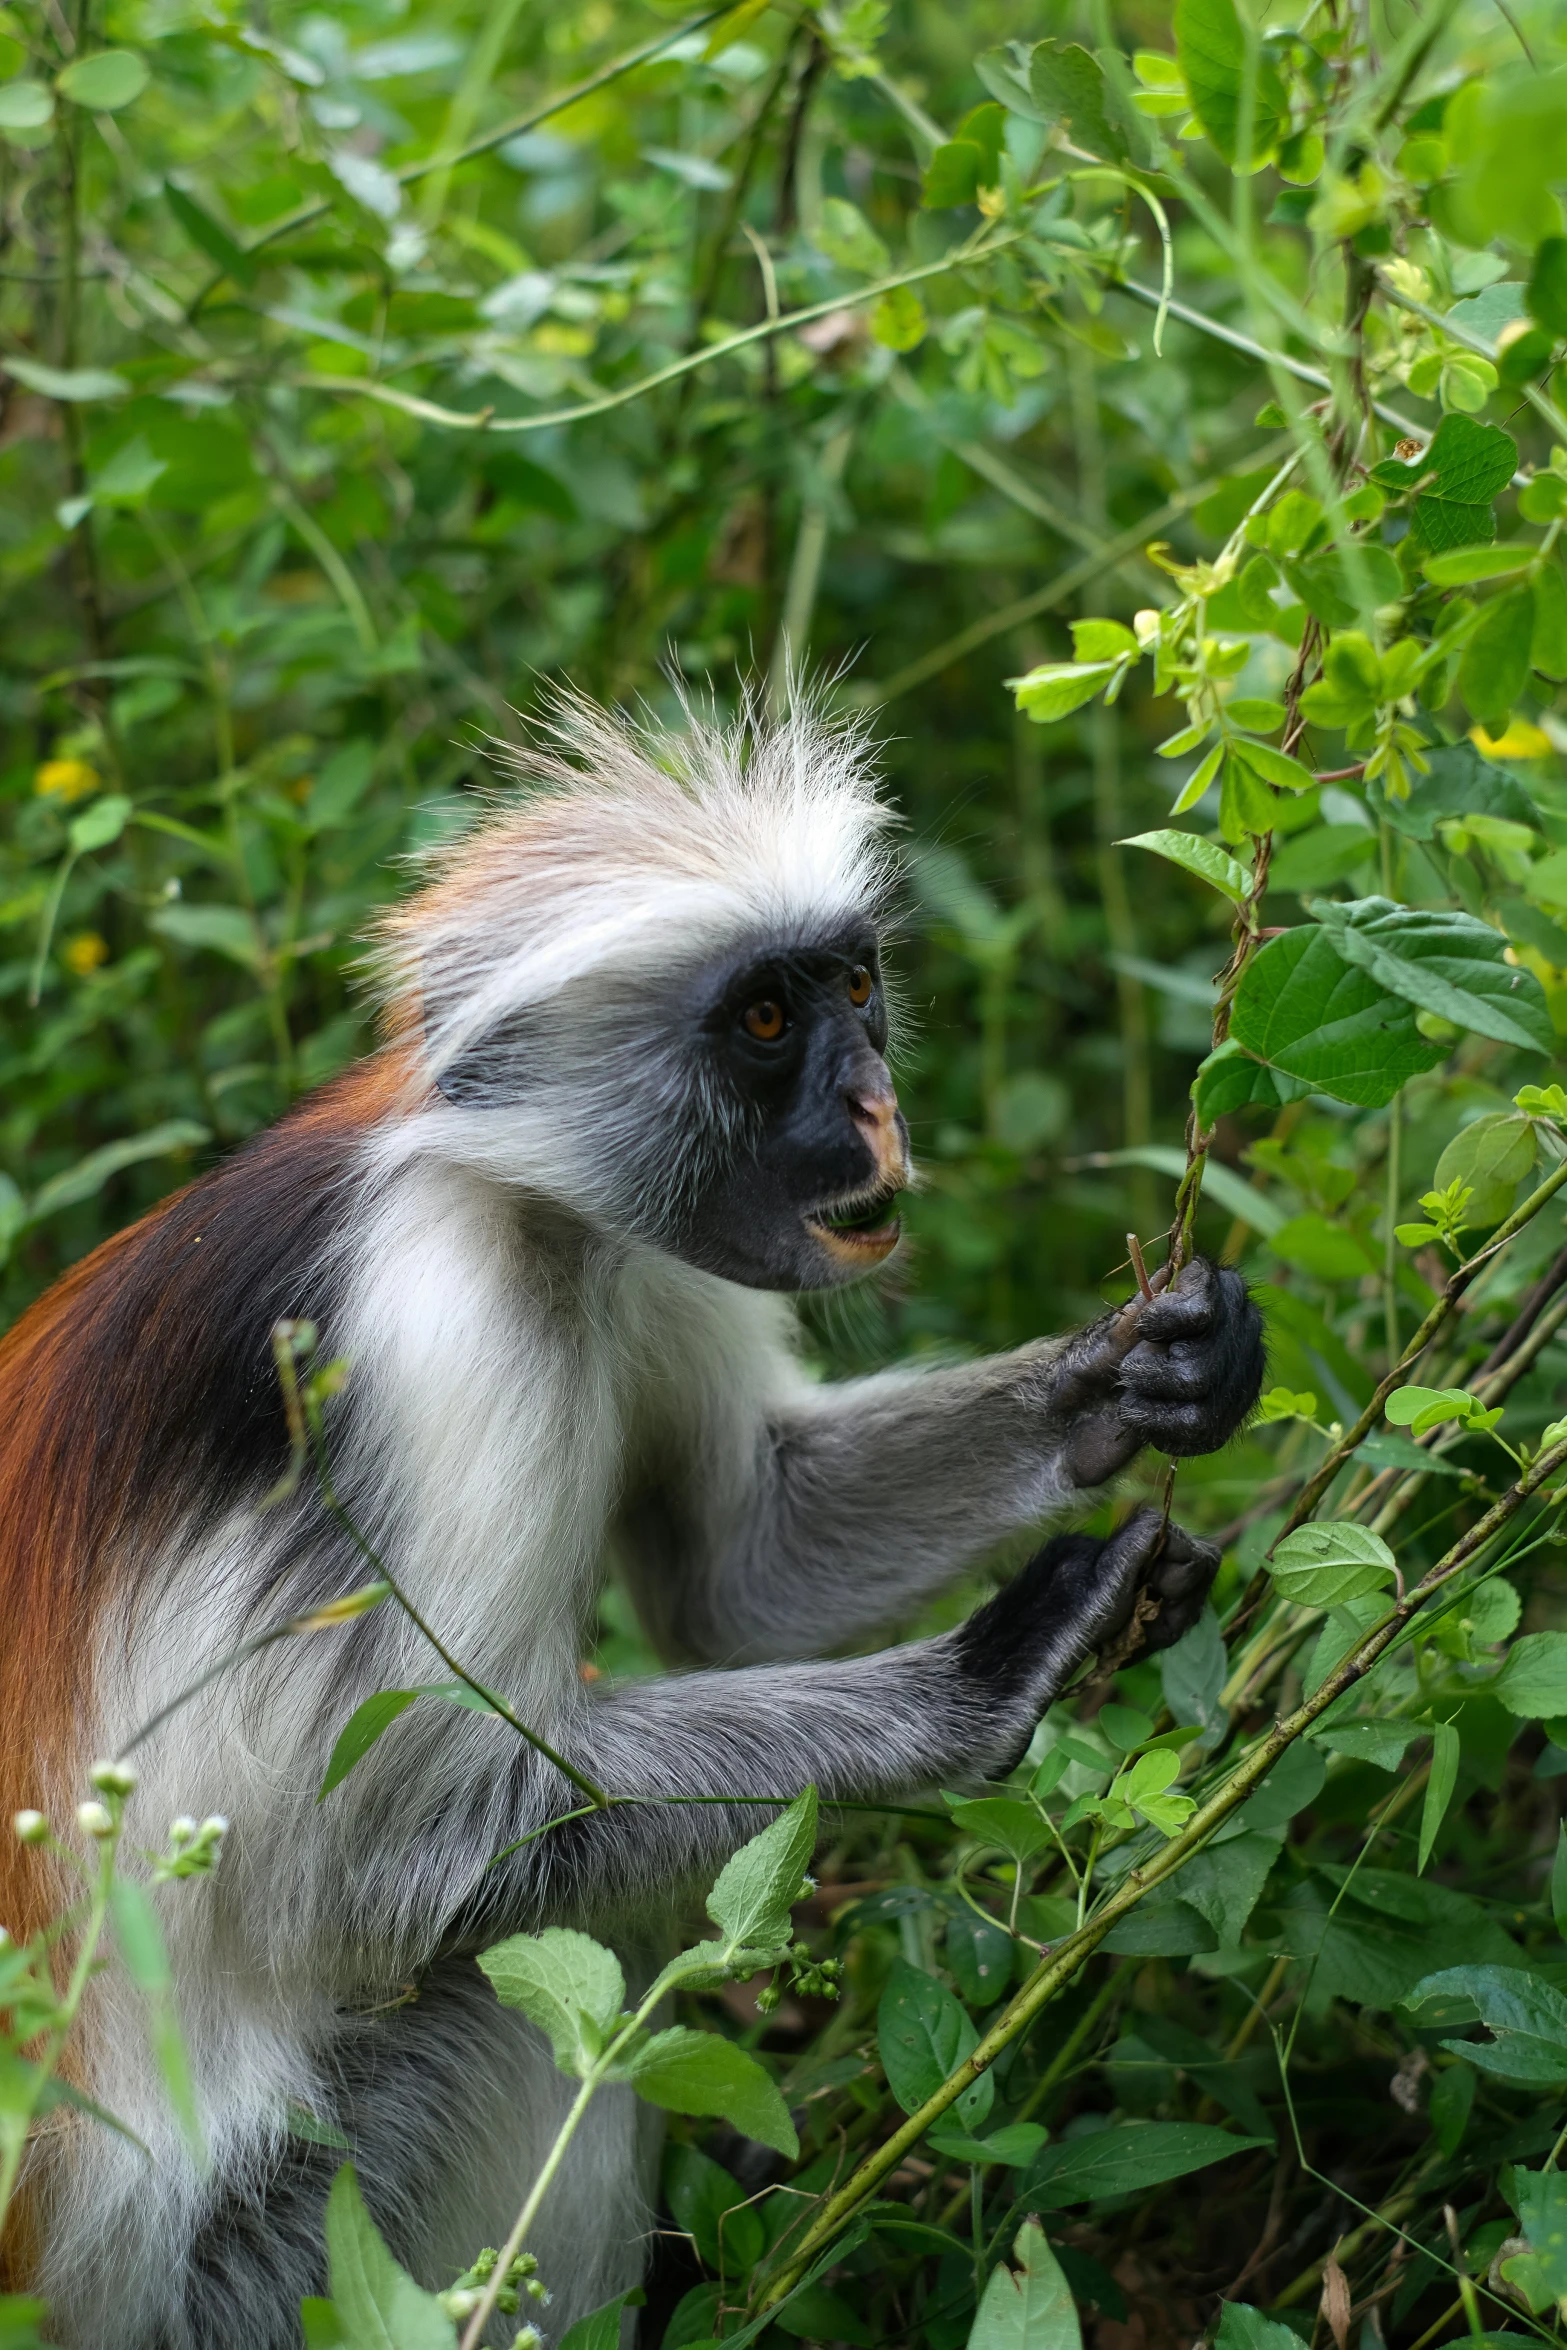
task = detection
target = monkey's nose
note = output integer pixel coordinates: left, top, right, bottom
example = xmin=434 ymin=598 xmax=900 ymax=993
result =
xmin=845 ymin=1078 xmax=910 ymax=1186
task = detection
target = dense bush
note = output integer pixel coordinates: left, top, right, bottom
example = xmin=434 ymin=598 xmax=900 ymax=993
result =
xmin=10 ymin=0 xmax=1567 ymax=2343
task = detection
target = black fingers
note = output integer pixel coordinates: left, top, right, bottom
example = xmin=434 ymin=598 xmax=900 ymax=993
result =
xmin=1139 ymin=1521 xmax=1220 ymax=1652
xmin=953 ymin=1505 xmax=1201 ymax=1697
xmin=1118 ymin=1260 xmax=1265 ymax=1460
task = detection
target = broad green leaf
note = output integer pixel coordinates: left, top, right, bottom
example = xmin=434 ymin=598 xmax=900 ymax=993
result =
xmin=665 ymin=2144 xmax=764 ymax=2273
xmin=1285 ymin=543 xmax=1403 ymax=625
xmin=1267 ymin=1211 xmax=1376 ymax=1282
xmin=1071 ymin=618 xmax=1139 ymax=662
xmin=946 ymin=1796 xmax=1054 ymax=1865
xmin=629 ymin=2027 xmax=797 ymax=2156
xmin=150 ymin=902 xmax=264 ymax=969
xmin=29 ymin=1119 xmax=209 ymax=1222
xmin=1458 ymin=585 xmax=1536 ymax=727
xmin=1440 ymin=67 xmax=1567 ymax=249
xmin=706 ymin=1786 xmax=817 ymax=1955
xmin=1216 ymin=2307 xmax=1303 ymax=2350
xmin=68 ymin=792 xmax=131 ymax=852
xmin=1384 ymin=1383 xmax=1482 ymax=1434
xmin=0 ymin=2303 xmax=51 ymax=2350
xmin=1028 ymin=2121 xmax=1268 ymax=2209
xmin=1313 ymin=1720 xmax=1412 ymax=1770
xmin=1534 ymin=566 xmax=1567 ymax=680
xmin=1231 ymin=1739 xmax=1324 ymax=1836
xmin=1419 ymin=1721 xmax=1461 ymax=1874
xmin=812 ymin=195 xmax=888 ymax=276
xmin=1433 ymin=1112 xmax=1538 ymax=1223
xmin=57 ymin=48 xmax=149 ymax=108
xmin=1378 ymin=738 xmax=1536 ymax=843
xmin=1169 ymin=738 xmax=1225 ymax=815
xmin=1228 ymin=925 xmax=1445 ymax=1108
xmin=1118 ymin=829 xmax=1247 ymax=903
xmin=1501 ymin=2170 xmax=1567 ymax=2313
xmin=1174 ymin=0 xmax=1283 ymax=162
xmin=558 ymin=2289 xmax=647 ymax=2350
xmin=871 ymin=284 xmax=926 ymax=351
xmin=3 ymin=355 xmax=125 ymax=399
xmin=921 ymin=139 xmax=984 ymax=207
xmin=0 ymin=79 xmax=53 ymax=129
xmin=1496 ymin=1631 xmax=1567 ymax=1719
xmin=1309 ymin=896 xmax=1553 ymax=1055
xmin=1411 ymin=415 xmax=1519 ymax=551
xmin=1405 ymin=1964 xmax=1567 ymax=2084
xmin=477 ymin=1927 xmax=625 ymax=2076
xmin=1554 ymin=1822 xmax=1567 ymax=1941
xmin=1028 ymin=40 xmax=1126 ymax=161
xmin=968 ymin=2218 xmax=1080 ymax=2350
xmin=1159 ymin=1605 xmax=1227 ymax=1736
xmin=878 ymin=1960 xmax=994 ymax=2130
xmin=774 ymin=2285 xmax=870 ymax=2346
xmin=1191 ymin=1038 xmax=1307 ymax=1122
xmin=165 ymin=183 xmax=257 ymax=288
xmin=1010 ymin=660 xmax=1121 ymax=723
xmin=1172 ymin=1831 xmax=1278 ymax=1945
xmin=322 ymin=2164 xmax=456 ymax=2350
xmin=317 ymin=1690 xmax=419 ymax=1798
xmin=1429 ymin=2061 xmax=1474 ymax=2158
xmin=1424 ymin=543 xmax=1536 ymax=585
xmin=1529 ymin=236 xmax=1567 ymax=337
xmin=1270 ymin=1522 xmax=1395 ymax=1608
xmin=945 ymin=1905 xmax=1017 ymax=2006
xmin=928 ymin=2120 xmax=1047 ymax=2167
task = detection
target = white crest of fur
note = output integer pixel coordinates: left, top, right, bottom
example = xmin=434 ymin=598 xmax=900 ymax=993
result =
xmin=371 ymin=687 xmax=899 ymax=1089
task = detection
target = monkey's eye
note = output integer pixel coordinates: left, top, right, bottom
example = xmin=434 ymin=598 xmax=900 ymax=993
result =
xmin=743 ymin=998 xmax=787 ymax=1042
xmin=847 ymin=965 xmax=874 ymax=1008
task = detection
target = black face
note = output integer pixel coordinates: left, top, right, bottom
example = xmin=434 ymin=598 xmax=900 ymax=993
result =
xmin=670 ymin=929 xmax=911 ymax=1291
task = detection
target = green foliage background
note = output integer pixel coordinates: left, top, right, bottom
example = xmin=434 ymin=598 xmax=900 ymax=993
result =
xmin=13 ymin=0 xmax=1567 ymax=2343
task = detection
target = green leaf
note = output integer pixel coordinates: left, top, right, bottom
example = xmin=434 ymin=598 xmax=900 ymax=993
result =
xmin=317 ymin=1690 xmax=419 ymax=1798
xmin=969 ymin=2218 xmax=1081 ymax=2350
xmin=1118 ymin=829 xmax=1248 ymax=903
xmin=1405 ymin=1964 xmax=1567 ymax=2085
xmin=628 ymin=2027 xmax=797 ymax=2156
xmin=774 ymin=2285 xmax=871 ymax=2346
xmin=878 ymin=1960 xmax=994 ymax=2130
xmin=1270 ymin=1522 xmax=1396 ymax=1608
xmin=1429 ymin=2062 xmax=1474 ymax=2159
xmin=3 ymin=355 xmax=127 ymax=400
xmin=1267 ymin=1211 xmax=1377 ymax=1281
xmin=871 ymin=284 xmax=926 ymax=351
xmin=1502 ymin=2170 xmax=1567 ymax=2313
xmin=1169 ymin=739 xmax=1226 ymax=816
xmin=323 ymin=2165 xmax=456 ymax=2350
xmin=150 ymin=901 xmax=263 ymax=968
xmin=928 ymin=2120 xmax=1048 ymax=2169
xmin=164 ymin=182 xmax=258 ymax=288
xmin=1554 ymin=1822 xmax=1567 ymax=1941
xmin=1028 ymin=2121 xmax=1268 ymax=2209
xmin=477 ymin=1928 xmax=625 ymax=2077
xmin=1191 ymin=1038 xmax=1308 ymax=1123
xmin=28 ymin=1118 xmax=210 ymax=1222
xmin=1027 ymin=40 xmax=1126 ymax=162
xmin=1423 ymin=543 xmax=1537 ymax=585
xmin=1309 ymin=895 xmax=1553 ymax=1055
xmin=0 ymin=2303 xmax=51 ymax=2350
xmin=56 ymin=48 xmax=150 ymax=108
xmin=665 ymin=2144 xmax=764 ymax=2273
xmin=1174 ymin=0 xmax=1283 ymax=162
xmin=1378 ymin=738 xmax=1536 ymax=843
xmin=0 ymin=79 xmax=53 ymax=130
xmin=946 ymin=1795 xmax=1054 ymax=1865
xmin=1533 ymin=566 xmax=1567 ymax=680
xmin=1071 ymin=618 xmax=1139 ymax=662
xmin=921 ymin=139 xmax=984 ymax=207
xmin=558 ymin=2290 xmax=647 ymax=2350
xmin=1433 ymin=1111 xmax=1539 ymax=1222
xmin=1174 ymin=1831 xmax=1278 ymax=1945
xmin=1313 ymin=1720 xmax=1412 ymax=1770
xmin=1285 ymin=543 xmax=1404 ymax=625
xmin=1528 ymin=236 xmax=1567 ymax=335
xmin=706 ymin=1786 xmax=817 ymax=1955
xmin=68 ymin=792 xmax=131 ymax=852
xmin=1496 ymin=1631 xmax=1567 ymax=1719
xmin=1228 ymin=925 xmax=1445 ymax=1109
xmin=109 ymin=1878 xmax=202 ymax=2158
xmin=1216 ymin=2307 xmax=1304 ymax=2350
xmin=1410 ymin=414 xmax=1519 ymax=551
xmin=812 ymin=195 xmax=888 ymax=276
xmin=1458 ymin=585 xmax=1536 ymax=727
xmin=1009 ymin=661 xmax=1121 ymax=723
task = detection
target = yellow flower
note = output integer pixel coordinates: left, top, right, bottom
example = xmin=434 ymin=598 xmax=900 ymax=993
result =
xmin=1471 ymin=719 xmax=1552 ymax=759
xmin=63 ymin=932 xmax=109 ymax=976
xmin=34 ymin=757 xmax=101 ymax=803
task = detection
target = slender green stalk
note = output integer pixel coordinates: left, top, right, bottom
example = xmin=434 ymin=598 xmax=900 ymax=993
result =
xmin=457 ymin=2073 xmax=598 ymax=2350
xmin=0 ymin=1820 xmax=119 ymax=2236
xmin=1384 ymin=1093 xmax=1401 ymax=1369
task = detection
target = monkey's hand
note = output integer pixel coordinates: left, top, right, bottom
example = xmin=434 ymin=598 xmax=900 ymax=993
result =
xmin=1044 ymin=1257 xmax=1265 ymax=1488
xmin=948 ymin=1507 xmax=1218 ymax=1775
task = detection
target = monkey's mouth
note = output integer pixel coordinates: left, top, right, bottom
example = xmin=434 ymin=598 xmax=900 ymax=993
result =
xmin=805 ymin=1184 xmax=904 ymax=1259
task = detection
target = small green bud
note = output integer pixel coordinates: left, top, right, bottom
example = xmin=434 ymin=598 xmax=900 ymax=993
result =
xmin=90 ymin=1759 xmax=137 ymax=1798
xmin=14 ymin=1810 xmax=49 ymax=1846
xmin=440 ymin=2289 xmax=483 ymax=2320
xmin=511 ymin=2327 xmax=544 ymax=2350
xmin=76 ymin=1801 xmax=114 ymax=1840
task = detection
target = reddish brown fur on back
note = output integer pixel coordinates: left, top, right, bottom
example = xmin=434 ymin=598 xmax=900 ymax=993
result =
xmin=0 ymin=1052 xmax=413 ymax=1957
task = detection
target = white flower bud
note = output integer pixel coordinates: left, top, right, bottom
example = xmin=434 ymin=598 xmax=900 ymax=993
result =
xmin=76 ymin=1801 xmax=114 ymax=1840
xmin=440 ymin=2289 xmax=482 ymax=2320
xmin=510 ymin=2328 xmax=543 ymax=2350
xmin=199 ymin=1816 xmax=229 ymax=1841
xmin=169 ymin=1816 xmax=197 ymax=1847
xmin=89 ymin=1759 xmax=137 ymax=1798
xmin=14 ymin=1810 xmax=49 ymax=1845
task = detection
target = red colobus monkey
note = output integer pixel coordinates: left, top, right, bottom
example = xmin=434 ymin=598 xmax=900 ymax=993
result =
xmin=0 ymin=696 xmax=1261 ymax=2346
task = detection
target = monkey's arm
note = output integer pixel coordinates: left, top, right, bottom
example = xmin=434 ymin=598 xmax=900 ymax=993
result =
xmin=628 ymin=1258 xmax=1260 ymax=1665
xmin=478 ymin=1512 xmax=1214 ymax=1930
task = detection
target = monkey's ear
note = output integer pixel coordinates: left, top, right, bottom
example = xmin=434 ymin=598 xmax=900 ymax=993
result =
xmin=428 ymin=1008 xmax=533 ymax=1106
